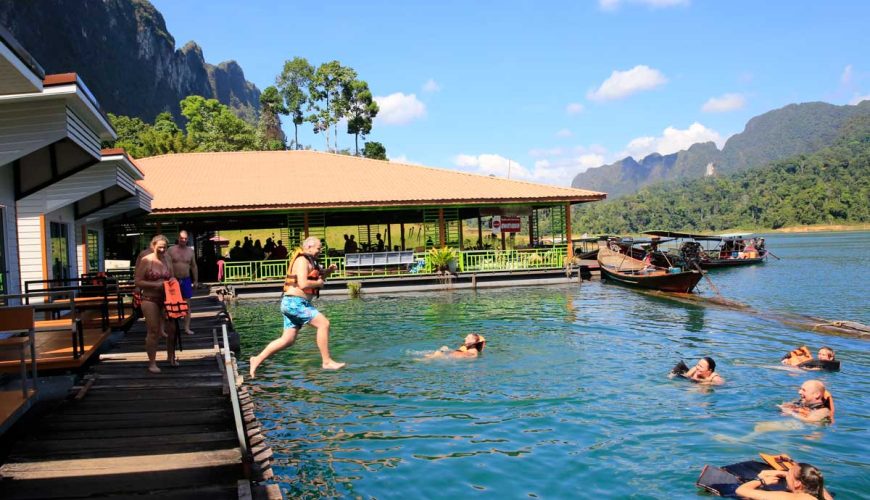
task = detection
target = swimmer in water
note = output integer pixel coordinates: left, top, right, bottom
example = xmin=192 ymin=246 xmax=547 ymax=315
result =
xmin=426 ymin=333 xmax=486 ymax=359
xmin=684 ymin=357 xmax=725 ymax=385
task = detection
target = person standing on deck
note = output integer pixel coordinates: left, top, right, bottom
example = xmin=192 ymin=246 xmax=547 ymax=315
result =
xmin=249 ymin=236 xmax=345 ymax=377
xmin=168 ymin=230 xmax=198 ymax=335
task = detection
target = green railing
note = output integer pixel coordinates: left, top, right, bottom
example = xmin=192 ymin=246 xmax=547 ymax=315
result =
xmin=221 ymin=246 xmax=568 ymax=283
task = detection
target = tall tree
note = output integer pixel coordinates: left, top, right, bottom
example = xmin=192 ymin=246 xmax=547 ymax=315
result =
xmin=180 ymin=95 xmax=257 ymax=152
xmin=276 ymin=57 xmax=314 ymax=150
xmin=345 ymin=79 xmax=379 ymax=155
xmin=257 ymin=85 xmax=287 ymax=150
xmin=308 ymin=60 xmax=356 ymax=152
xmin=363 ymin=141 xmax=387 ymax=160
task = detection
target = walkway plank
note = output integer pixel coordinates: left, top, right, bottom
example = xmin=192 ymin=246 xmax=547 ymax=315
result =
xmin=0 ymin=295 xmax=264 ymax=499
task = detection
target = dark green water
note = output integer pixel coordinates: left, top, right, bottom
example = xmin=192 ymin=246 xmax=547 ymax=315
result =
xmin=234 ymin=232 xmax=869 ymax=499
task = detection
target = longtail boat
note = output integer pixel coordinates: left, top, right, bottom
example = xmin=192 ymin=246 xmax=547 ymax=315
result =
xmin=643 ymin=231 xmax=768 ymax=269
xmin=597 ymin=238 xmax=704 ymax=293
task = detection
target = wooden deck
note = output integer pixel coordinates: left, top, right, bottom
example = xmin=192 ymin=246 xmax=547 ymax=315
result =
xmin=0 ymin=296 xmax=278 ymax=499
xmin=0 ymin=390 xmax=37 ymax=435
xmin=0 ymin=327 xmax=112 ymax=373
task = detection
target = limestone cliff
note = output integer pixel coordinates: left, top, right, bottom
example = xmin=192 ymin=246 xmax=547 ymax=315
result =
xmin=0 ymin=0 xmax=259 ymax=124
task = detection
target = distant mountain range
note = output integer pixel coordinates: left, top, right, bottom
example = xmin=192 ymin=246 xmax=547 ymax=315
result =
xmin=571 ymin=101 xmax=870 ymax=198
xmin=0 ymin=0 xmax=260 ymax=124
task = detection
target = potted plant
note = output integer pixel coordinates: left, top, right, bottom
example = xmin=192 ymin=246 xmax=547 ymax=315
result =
xmin=427 ymin=247 xmax=458 ymax=274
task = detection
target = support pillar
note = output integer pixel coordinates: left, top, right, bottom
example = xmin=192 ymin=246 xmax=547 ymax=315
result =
xmin=477 ymin=215 xmax=483 ymax=249
xmin=438 ymin=208 xmax=445 ymax=247
xmin=565 ymin=202 xmax=573 ymax=258
xmin=303 ymin=212 xmax=309 ymax=238
xmin=458 ymin=219 xmax=464 ymax=250
xmin=400 ymin=223 xmax=406 ymax=250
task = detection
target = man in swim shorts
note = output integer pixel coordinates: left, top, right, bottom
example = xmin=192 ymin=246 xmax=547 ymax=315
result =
xmin=249 ymin=236 xmax=345 ymax=377
xmin=168 ymin=230 xmax=198 ymax=335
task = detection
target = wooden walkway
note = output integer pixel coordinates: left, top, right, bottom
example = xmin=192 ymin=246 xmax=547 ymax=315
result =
xmin=0 ymin=296 xmax=278 ymax=499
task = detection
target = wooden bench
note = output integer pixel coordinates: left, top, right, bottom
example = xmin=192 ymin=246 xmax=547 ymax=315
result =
xmin=1 ymin=292 xmax=85 ymax=359
xmin=344 ymin=251 xmax=416 ymax=275
xmin=0 ymin=306 xmax=39 ymax=433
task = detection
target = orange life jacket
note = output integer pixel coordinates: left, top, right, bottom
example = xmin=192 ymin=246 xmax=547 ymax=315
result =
xmin=163 ymin=280 xmax=189 ymax=319
xmin=282 ymin=250 xmax=323 ymax=297
xmin=782 ymin=345 xmax=813 ymax=366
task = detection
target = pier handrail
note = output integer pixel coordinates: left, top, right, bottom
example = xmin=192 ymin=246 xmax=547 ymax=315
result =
xmin=221 ymin=323 xmax=251 ymax=473
xmin=221 ymin=244 xmax=569 ymax=283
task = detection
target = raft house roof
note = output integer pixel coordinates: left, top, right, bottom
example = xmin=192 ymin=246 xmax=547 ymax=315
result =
xmin=135 ymin=150 xmax=606 ymax=222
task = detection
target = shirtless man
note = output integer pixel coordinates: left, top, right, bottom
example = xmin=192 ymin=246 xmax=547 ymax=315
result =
xmin=249 ymin=236 xmax=345 ymax=377
xmin=168 ymin=230 xmax=198 ymax=335
xmin=779 ymin=380 xmax=832 ymax=423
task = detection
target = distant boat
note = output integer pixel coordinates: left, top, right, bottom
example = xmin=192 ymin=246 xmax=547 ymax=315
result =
xmin=597 ymin=238 xmax=704 ymax=293
xmin=643 ymin=231 xmax=768 ymax=269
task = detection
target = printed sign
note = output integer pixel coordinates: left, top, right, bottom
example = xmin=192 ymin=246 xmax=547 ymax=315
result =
xmin=500 ymin=216 xmax=521 ymax=233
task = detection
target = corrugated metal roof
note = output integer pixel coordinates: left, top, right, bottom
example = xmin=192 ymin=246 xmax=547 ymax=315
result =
xmin=136 ymin=150 xmax=606 ymax=213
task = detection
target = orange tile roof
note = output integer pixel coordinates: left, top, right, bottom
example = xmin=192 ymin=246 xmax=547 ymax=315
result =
xmin=136 ymin=150 xmax=606 ymax=214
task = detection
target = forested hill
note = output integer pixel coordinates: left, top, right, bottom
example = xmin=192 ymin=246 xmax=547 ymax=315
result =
xmin=571 ymin=101 xmax=870 ymax=198
xmin=572 ymin=114 xmax=870 ymax=234
xmin=0 ymin=0 xmax=260 ymax=124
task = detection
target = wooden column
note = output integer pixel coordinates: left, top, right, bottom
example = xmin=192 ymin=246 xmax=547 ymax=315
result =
xmin=438 ymin=208 xmax=446 ymax=247
xmin=303 ymin=212 xmax=310 ymax=238
xmin=458 ymin=219 xmax=464 ymax=250
xmin=81 ymin=226 xmax=88 ymax=274
xmin=367 ymin=224 xmax=371 ymax=248
xmin=501 ymin=230 xmax=506 ymax=251
xmin=477 ymin=215 xmax=483 ymax=248
xmin=565 ymin=202 xmax=573 ymax=257
xmin=387 ymin=224 xmax=392 ymax=250
xmin=400 ymin=223 xmax=406 ymax=250
xmin=527 ymin=214 xmax=534 ymax=246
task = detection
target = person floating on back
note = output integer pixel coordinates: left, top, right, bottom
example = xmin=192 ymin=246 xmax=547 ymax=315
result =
xmin=249 ymin=236 xmax=345 ymax=377
xmin=671 ymin=356 xmax=724 ymax=385
xmin=782 ymin=346 xmax=839 ymax=371
xmin=426 ymin=334 xmax=487 ymax=359
xmin=778 ymin=380 xmax=834 ymax=424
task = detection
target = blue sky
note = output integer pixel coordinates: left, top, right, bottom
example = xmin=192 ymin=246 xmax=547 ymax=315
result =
xmin=150 ymin=0 xmax=869 ymax=186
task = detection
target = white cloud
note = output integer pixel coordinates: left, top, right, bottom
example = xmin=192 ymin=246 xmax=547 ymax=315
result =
xmin=565 ymin=102 xmax=585 ymax=115
xmin=622 ymin=122 xmax=723 ymax=158
xmin=587 ymin=65 xmax=667 ymax=101
xmin=556 ymin=129 xmax=573 ymax=138
xmin=701 ymin=93 xmax=746 ymax=113
xmin=422 ymin=79 xmax=441 ymax=93
xmin=452 ymin=154 xmax=531 ymax=179
xmin=374 ymin=93 xmax=426 ymax=125
xmin=600 ymin=0 xmax=689 ymax=10
xmin=850 ymin=94 xmax=870 ymax=105
xmin=841 ymin=65 xmax=853 ymax=85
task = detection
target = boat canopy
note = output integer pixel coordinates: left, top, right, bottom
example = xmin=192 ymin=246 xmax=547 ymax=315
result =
xmin=643 ymin=230 xmax=757 ymax=242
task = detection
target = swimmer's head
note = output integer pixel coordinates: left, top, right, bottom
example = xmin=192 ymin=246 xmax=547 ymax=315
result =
xmin=818 ymin=347 xmax=834 ymax=361
xmin=696 ymin=357 xmax=716 ymax=374
xmin=799 ymin=380 xmax=825 ymax=403
xmin=464 ymin=333 xmax=486 ymax=352
xmin=788 ymin=463 xmax=824 ymax=497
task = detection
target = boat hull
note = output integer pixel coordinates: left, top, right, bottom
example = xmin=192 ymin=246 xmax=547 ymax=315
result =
xmin=599 ymin=265 xmax=704 ymax=293
xmin=700 ymin=256 xmax=766 ymax=268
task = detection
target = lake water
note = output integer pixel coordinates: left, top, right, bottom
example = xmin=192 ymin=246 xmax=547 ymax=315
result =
xmin=233 ymin=231 xmax=870 ymax=499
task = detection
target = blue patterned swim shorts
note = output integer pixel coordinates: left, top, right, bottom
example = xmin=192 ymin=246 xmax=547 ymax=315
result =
xmin=281 ymin=295 xmax=320 ymax=330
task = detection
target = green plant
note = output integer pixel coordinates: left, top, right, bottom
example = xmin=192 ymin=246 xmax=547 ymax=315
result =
xmin=346 ymin=281 xmax=362 ymax=298
xmin=427 ymin=247 xmax=458 ymax=273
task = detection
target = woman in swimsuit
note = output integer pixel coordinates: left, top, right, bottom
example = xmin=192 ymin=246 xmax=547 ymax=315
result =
xmin=684 ymin=356 xmax=725 ymax=385
xmin=134 ymin=234 xmax=178 ymax=373
xmin=426 ymin=333 xmax=486 ymax=359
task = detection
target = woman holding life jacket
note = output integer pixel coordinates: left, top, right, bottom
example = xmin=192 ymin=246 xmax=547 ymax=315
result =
xmin=134 ymin=234 xmax=178 ymax=373
xmin=249 ymin=236 xmax=345 ymax=377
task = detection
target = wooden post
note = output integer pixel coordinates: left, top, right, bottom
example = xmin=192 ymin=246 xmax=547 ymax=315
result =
xmin=367 ymin=224 xmax=371 ymax=248
xmin=303 ymin=212 xmax=309 ymax=238
xmin=501 ymin=229 xmax=506 ymax=250
xmin=81 ymin=226 xmax=89 ymax=274
xmin=565 ymin=202 xmax=573 ymax=258
xmin=477 ymin=215 xmax=483 ymax=249
xmin=458 ymin=219 xmax=464 ymax=250
xmin=400 ymin=223 xmax=406 ymax=250
xmin=387 ymin=224 xmax=392 ymax=250
xmin=528 ymin=214 xmax=534 ymax=246
xmin=438 ymin=208 xmax=445 ymax=247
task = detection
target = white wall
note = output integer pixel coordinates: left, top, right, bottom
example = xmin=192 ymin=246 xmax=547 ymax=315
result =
xmin=0 ymin=163 xmax=20 ymax=294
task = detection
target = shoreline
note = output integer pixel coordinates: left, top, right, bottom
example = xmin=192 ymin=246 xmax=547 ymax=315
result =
xmin=767 ymin=223 xmax=870 ymax=233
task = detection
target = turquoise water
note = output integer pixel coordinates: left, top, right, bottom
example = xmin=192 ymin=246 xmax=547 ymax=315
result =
xmin=234 ymin=232 xmax=870 ymax=499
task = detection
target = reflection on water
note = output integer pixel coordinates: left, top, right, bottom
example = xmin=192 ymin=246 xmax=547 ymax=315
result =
xmin=235 ymin=232 xmax=870 ymax=499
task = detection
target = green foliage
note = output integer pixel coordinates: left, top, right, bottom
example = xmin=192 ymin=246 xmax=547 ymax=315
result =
xmin=427 ymin=247 xmax=459 ymax=272
xmin=363 ymin=141 xmax=387 ymax=160
xmin=257 ymin=86 xmax=287 ymax=150
xmin=106 ymin=112 xmax=192 ymax=158
xmin=308 ymin=60 xmax=357 ymax=152
xmin=180 ymin=95 xmax=257 ymax=152
xmin=573 ymin=115 xmax=870 ymax=233
xmin=346 ymin=281 xmax=362 ymax=298
xmin=276 ymin=57 xmax=314 ymax=150
xmin=345 ymin=80 xmax=378 ymax=155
